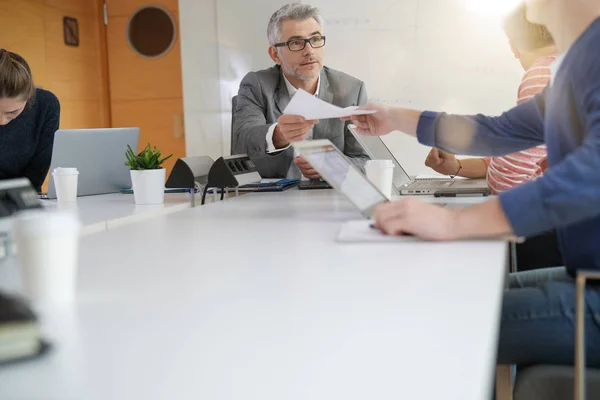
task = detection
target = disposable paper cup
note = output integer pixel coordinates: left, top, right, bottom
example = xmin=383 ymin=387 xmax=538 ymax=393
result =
xmin=52 ymin=167 xmax=79 ymax=204
xmin=365 ymin=159 xmax=395 ymax=199
xmin=14 ymin=210 xmax=81 ymax=306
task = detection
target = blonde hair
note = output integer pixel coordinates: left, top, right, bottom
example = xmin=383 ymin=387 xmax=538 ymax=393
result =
xmin=503 ymin=4 xmax=554 ymax=51
xmin=0 ymin=49 xmax=36 ymax=100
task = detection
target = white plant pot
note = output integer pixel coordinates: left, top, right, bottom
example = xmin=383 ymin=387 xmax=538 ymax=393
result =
xmin=130 ymin=169 xmax=166 ymax=205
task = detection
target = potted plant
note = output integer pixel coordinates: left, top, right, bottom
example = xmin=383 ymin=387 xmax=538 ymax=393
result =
xmin=125 ymin=143 xmax=172 ymax=205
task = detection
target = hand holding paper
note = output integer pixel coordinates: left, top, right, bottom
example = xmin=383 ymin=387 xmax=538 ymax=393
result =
xmin=274 ymin=114 xmax=317 ymax=147
xmin=283 ymin=89 xmax=377 ymax=120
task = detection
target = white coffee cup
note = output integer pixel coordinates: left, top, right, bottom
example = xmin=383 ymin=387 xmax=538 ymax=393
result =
xmin=52 ymin=167 xmax=79 ymax=204
xmin=14 ymin=210 xmax=81 ymax=306
xmin=365 ymin=159 xmax=395 ymax=199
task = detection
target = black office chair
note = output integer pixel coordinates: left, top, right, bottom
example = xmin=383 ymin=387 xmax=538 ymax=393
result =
xmin=230 ymin=95 xmax=238 ymax=156
xmin=514 ymin=230 xmax=563 ymax=271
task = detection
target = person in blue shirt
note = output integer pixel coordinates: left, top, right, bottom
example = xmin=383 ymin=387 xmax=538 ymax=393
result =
xmin=344 ymin=0 xmax=600 ymax=367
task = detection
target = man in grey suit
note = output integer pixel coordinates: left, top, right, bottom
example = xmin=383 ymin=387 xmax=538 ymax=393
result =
xmin=232 ymin=3 xmax=369 ymax=179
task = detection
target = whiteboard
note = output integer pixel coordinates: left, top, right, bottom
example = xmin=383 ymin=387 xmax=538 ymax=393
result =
xmin=214 ymin=0 xmax=523 ymax=174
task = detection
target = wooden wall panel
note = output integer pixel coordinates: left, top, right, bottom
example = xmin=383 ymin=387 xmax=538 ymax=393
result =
xmin=111 ymin=98 xmax=184 ymax=172
xmin=0 ymin=0 xmax=48 ymax=87
xmin=106 ymin=14 xmax=182 ymax=101
xmin=42 ymin=0 xmax=109 ymax=128
xmin=106 ymin=0 xmax=177 ymax=17
xmin=44 ymin=10 xmax=102 ymax=101
xmin=58 ymin=99 xmax=104 ymax=128
xmin=44 ymin=0 xmax=96 ymax=16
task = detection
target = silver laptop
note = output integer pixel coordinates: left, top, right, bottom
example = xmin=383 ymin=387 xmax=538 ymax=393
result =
xmin=348 ymin=125 xmax=490 ymax=196
xmin=44 ymin=128 xmax=140 ymax=199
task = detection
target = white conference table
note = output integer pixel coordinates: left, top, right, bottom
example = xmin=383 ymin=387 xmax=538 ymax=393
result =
xmin=40 ymin=192 xmax=196 ymax=235
xmin=0 ymin=193 xmax=196 ymax=259
xmin=0 ymin=189 xmax=507 ymax=400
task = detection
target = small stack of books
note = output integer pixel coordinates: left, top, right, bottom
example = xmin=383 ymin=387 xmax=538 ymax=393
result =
xmin=0 ymin=292 xmax=47 ymax=365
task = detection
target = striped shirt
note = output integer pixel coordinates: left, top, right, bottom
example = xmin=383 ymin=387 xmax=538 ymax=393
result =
xmin=486 ymin=55 xmax=556 ymax=194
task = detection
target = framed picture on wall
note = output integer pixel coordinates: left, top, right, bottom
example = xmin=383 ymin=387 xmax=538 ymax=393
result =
xmin=63 ymin=17 xmax=79 ymax=47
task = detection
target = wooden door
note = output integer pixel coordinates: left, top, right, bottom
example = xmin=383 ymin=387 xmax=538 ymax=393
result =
xmin=103 ymin=0 xmax=185 ymax=174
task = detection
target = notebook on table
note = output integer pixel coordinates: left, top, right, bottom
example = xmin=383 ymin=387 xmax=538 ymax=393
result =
xmin=0 ymin=292 xmax=50 ymax=365
xmin=236 ymin=178 xmax=300 ymax=192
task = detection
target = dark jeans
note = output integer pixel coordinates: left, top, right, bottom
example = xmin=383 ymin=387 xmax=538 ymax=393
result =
xmin=497 ymin=267 xmax=600 ymax=366
xmin=516 ymin=231 xmax=563 ymax=271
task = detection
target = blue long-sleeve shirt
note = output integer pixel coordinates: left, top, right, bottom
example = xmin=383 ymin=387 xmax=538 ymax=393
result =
xmin=417 ymin=17 xmax=600 ymax=276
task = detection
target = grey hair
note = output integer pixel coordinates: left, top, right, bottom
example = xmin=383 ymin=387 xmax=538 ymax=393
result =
xmin=267 ymin=3 xmax=324 ymax=45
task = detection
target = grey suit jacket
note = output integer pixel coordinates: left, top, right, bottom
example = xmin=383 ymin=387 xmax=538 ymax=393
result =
xmin=232 ymin=65 xmax=369 ymax=178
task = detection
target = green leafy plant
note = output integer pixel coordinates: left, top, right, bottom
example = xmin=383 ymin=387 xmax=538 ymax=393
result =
xmin=125 ymin=143 xmax=173 ymax=170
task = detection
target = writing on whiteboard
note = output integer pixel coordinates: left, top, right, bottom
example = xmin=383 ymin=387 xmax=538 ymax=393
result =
xmin=324 ymin=16 xmax=413 ymax=32
xmin=325 ymin=18 xmax=370 ymax=27
xmin=368 ymin=97 xmax=414 ymax=106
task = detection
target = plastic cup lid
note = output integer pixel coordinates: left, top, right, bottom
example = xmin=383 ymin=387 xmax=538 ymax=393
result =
xmin=365 ymin=159 xmax=395 ymax=168
xmin=13 ymin=210 xmax=81 ymax=236
xmin=52 ymin=167 xmax=79 ymax=175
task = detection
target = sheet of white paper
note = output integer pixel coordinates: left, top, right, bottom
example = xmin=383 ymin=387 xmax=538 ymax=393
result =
xmin=336 ymin=220 xmax=421 ymax=243
xmin=283 ymin=89 xmax=377 ymax=120
xmin=336 ymin=219 xmax=509 ymax=243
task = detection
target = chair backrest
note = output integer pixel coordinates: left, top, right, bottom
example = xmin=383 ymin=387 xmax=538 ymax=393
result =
xmin=230 ymin=95 xmax=238 ymax=155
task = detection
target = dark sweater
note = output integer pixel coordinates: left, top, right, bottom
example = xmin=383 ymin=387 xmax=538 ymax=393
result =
xmin=0 ymin=89 xmax=60 ymax=192
xmin=417 ymin=18 xmax=600 ymax=276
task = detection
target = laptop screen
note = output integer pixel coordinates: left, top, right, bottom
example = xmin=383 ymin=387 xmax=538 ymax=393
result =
xmin=293 ymin=140 xmax=387 ymax=217
xmin=348 ymin=125 xmax=412 ymax=189
xmin=46 ymin=128 xmax=140 ymax=198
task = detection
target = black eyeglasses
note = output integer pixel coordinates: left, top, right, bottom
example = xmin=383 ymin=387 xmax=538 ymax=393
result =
xmin=273 ymin=36 xmax=326 ymax=52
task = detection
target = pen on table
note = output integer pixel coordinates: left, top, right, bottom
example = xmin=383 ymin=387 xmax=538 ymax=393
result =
xmin=370 ymin=223 xmax=414 ymax=236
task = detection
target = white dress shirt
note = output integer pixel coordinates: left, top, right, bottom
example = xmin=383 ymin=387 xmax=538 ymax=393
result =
xmin=265 ymin=74 xmax=321 ymax=179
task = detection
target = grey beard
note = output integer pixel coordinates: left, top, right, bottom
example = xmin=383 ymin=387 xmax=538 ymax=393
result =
xmin=295 ymin=72 xmax=320 ymax=81
xmin=292 ymin=67 xmax=321 ymax=81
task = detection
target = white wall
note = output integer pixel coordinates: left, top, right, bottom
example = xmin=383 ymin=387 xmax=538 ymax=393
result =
xmin=215 ymin=0 xmax=292 ymax=156
xmin=179 ymin=0 xmax=523 ymax=174
xmin=178 ymin=0 xmax=224 ymax=160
